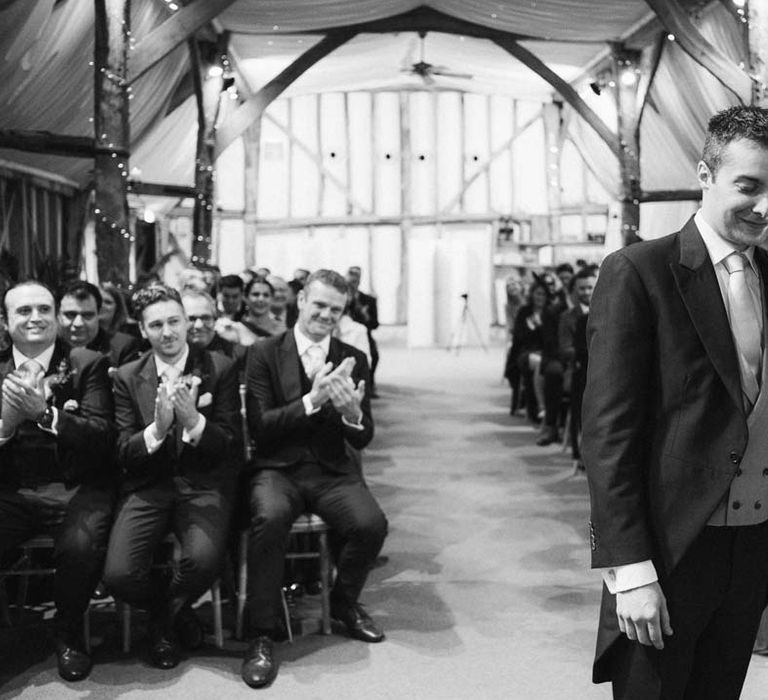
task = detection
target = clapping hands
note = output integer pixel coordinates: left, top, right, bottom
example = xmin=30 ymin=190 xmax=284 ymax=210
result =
xmin=309 ymin=357 xmax=365 ymax=423
xmin=1 ymin=367 xmax=47 ymax=436
xmin=154 ymin=375 xmax=201 ymax=438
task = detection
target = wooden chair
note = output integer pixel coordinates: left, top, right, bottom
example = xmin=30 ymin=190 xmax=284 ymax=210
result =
xmin=0 ymin=535 xmax=91 ymax=651
xmin=236 ymin=513 xmax=332 ymax=642
xmin=119 ymin=535 xmax=223 ymax=652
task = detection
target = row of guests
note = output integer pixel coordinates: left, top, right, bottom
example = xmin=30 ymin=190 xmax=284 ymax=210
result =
xmin=505 ymin=264 xmax=598 ymax=465
xmin=0 ymin=269 xmax=387 ymax=689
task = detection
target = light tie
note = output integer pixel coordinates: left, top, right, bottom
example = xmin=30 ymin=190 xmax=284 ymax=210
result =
xmin=304 ymin=345 xmax=325 ymax=379
xmin=724 ymin=252 xmax=762 ymax=403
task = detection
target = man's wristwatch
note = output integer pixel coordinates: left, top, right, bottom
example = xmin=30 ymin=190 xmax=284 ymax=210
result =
xmin=37 ymin=406 xmax=55 ymax=430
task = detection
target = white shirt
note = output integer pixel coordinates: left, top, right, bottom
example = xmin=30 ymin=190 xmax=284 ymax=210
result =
xmin=0 ymin=344 xmax=59 ymax=445
xmin=143 ymin=344 xmax=206 ymax=454
xmin=602 ymin=210 xmax=764 ymax=594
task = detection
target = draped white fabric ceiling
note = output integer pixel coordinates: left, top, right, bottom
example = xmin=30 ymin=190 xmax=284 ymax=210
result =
xmin=0 ymin=0 xmax=745 ymax=193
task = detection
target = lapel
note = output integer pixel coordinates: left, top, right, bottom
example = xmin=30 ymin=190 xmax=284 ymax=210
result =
xmin=278 ymin=331 xmax=302 ymax=401
xmin=328 ymin=337 xmax=344 ymax=368
xmin=133 ymin=353 xmax=159 ymax=426
xmin=670 ymin=217 xmax=744 ymax=414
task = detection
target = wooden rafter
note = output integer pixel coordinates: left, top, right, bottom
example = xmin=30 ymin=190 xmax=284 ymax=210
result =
xmin=491 ymin=36 xmax=620 ymax=158
xmin=645 ymin=0 xmax=752 ymax=101
xmin=636 ymin=32 xmax=666 ymax=122
xmin=128 ymin=181 xmax=196 ymax=198
xmin=128 ymin=0 xmax=239 ymax=85
xmin=0 ymin=131 xmax=100 ymax=159
xmin=214 ymin=30 xmax=356 ymax=158
xmin=641 ymin=189 xmax=700 ymax=202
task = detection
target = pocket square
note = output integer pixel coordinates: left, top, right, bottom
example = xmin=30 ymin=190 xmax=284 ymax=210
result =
xmin=197 ymin=392 xmax=213 ymax=408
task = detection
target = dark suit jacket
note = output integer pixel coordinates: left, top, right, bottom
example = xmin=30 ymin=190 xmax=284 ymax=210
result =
xmin=88 ymin=328 xmax=143 ymax=367
xmin=0 ymin=339 xmax=116 ymax=487
xmin=582 ymin=217 xmax=766 ymax=681
xmin=113 ymin=345 xmax=242 ymax=493
xmin=350 ymin=291 xmax=379 ymax=331
xmin=245 ymin=331 xmax=373 ymax=473
xmin=558 ymin=305 xmax=586 ymax=366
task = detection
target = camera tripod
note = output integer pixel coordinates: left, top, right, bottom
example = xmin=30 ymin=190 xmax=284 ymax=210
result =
xmin=447 ymin=293 xmax=488 ymax=354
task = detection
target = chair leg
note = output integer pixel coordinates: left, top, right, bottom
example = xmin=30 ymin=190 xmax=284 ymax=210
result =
xmin=235 ymin=531 xmax=248 ymax=641
xmin=211 ymin=580 xmax=223 ymax=649
xmin=83 ymin=609 xmax=91 ymax=654
xmin=121 ymin=602 xmax=131 ymax=653
xmin=280 ymin=589 xmax=294 ymax=643
xmin=318 ymin=532 xmax=331 ymax=635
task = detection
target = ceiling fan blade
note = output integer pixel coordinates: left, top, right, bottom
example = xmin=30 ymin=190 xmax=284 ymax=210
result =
xmin=431 ymin=69 xmax=474 ymax=80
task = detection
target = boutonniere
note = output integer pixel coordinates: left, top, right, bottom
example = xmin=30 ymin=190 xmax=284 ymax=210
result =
xmin=177 ymin=372 xmax=204 ymax=390
xmin=42 ymin=358 xmax=77 ymax=402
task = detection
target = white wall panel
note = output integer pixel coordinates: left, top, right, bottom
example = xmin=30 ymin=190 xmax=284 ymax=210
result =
xmin=407 ymin=236 xmax=437 ymax=347
xmin=216 ymin=218 xmax=245 ymax=273
xmin=371 ymin=225 xmax=401 ymax=325
xmin=560 ymin=139 xmax=584 ymax=206
xmin=348 ymin=92 xmax=373 ymax=214
xmin=216 ymin=138 xmax=245 ymax=210
xmin=489 ymin=95 xmax=513 ymax=213
xmin=258 ymin=101 xmax=289 ymax=218
xmin=372 ymin=93 xmax=401 ymax=216
xmin=463 ymin=94 xmax=490 ymax=213
xmin=513 ymin=120 xmax=548 ymax=214
xmin=409 ymin=92 xmax=436 ymax=216
xmin=319 ymin=93 xmax=347 ymax=216
xmin=435 ymin=92 xmax=463 ymax=214
xmin=289 ymin=95 xmax=320 ymax=218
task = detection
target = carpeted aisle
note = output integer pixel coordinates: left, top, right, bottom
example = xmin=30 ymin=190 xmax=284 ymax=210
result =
xmin=4 ymin=344 xmax=768 ymax=698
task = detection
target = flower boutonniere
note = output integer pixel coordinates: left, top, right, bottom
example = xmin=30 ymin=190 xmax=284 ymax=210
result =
xmin=43 ymin=358 xmax=77 ymax=402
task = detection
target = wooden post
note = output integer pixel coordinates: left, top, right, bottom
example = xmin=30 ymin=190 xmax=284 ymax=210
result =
xmin=398 ymin=92 xmax=412 ymax=325
xmin=189 ymin=36 xmax=225 ymax=265
xmin=748 ymin=0 xmax=768 ymax=106
xmin=613 ymin=47 xmax=643 ymax=246
xmin=243 ymin=121 xmax=261 ymax=269
xmin=94 ymin=0 xmax=131 ymax=286
xmin=542 ymin=102 xmax=563 ymax=242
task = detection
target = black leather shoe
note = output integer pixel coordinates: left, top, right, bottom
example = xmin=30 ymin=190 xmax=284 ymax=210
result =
xmin=149 ymin=627 xmax=180 ymax=670
xmin=174 ymin=604 xmax=204 ymax=650
xmin=241 ymin=636 xmax=277 ymax=689
xmin=55 ymin=637 xmax=92 ymax=682
xmin=331 ymin=602 xmax=385 ymax=643
xmin=536 ymin=426 xmax=559 ymax=446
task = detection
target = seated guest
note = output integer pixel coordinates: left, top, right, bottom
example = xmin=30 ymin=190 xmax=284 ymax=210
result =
xmin=334 ymin=295 xmax=372 ymax=366
xmin=241 ymin=269 xmax=387 ymax=689
xmin=346 ymin=266 xmax=380 ymax=397
xmin=104 ymin=283 xmax=241 ymax=669
xmin=511 ymin=280 xmax=549 ymax=421
xmin=555 ymin=263 xmax=575 ymax=309
xmin=0 ymin=280 xmax=116 ymax=681
xmin=182 ymin=290 xmax=236 ymax=360
xmin=558 ymin=267 xmax=596 ymax=466
xmin=236 ymin=277 xmax=286 ymax=345
xmin=285 ymin=279 xmax=302 ymax=329
xmin=292 ymin=268 xmax=310 ymax=285
xmin=217 ymin=274 xmax=246 ymax=322
xmin=266 ymin=275 xmax=289 ymax=326
xmin=537 ymin=288 xmax=568 ymax=446
xmin=58 ymin=281 xmax=142 ymax=367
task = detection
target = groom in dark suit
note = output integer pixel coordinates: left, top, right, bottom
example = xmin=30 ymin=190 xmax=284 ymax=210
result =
xmin=0 ymin=280 xmax=116 ymax=681
xmin=104 ymin=283 xmax=241 ymax=669
xmin=584 ymin=106 xmax=768 ymax=698
xmin=241 ymin=268 xmax=387 ymax=689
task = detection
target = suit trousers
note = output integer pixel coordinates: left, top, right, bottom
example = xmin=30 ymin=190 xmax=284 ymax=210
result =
xmin=612 ymin=521 xmax=768 ymax=700
xmin=245 ymin=462 xmax=388 ymax=635
xmin=0 ymin=480 xmax=114 ymax=633
xmin=103 ymin=475 xmax=233 ymax=615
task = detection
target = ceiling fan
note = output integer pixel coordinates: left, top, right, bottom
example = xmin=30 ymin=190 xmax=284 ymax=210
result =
xmin=400 ymin=31 xmax=473 ymax=86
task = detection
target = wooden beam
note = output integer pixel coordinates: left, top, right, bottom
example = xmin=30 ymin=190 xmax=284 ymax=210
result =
xmin=398 ymin=92 xmax=411 ymax=326
xmin=636 ymin=32 xmax=666 ymax=122
xmin=93 ymin=0 xmax=131 ymax=286
xmin=242 ymin=121 xmax=260 ymax=268
xmin=215 ymin=30 xmax=357 ymax=158
xmin=542 ymin=102 xmax=563 ymax=241
xmin=640 ymin=188 xmax=701 ymax=202
xmin=491 ymin=36 xmax=621 ymax=158
xmin=189 ymin=35 xmax=225 ymax=264
xmin=614 ymin=47 xmax=643 ymax=246
xmin=128 ymin=0 xmax=239 ymax=85
xmin=128 ymin=181 xmax=196 ymax=198
xmin=645 ymin=0 xmax=752 ymax=101
xmin=0 ymin=131 xmax=100 ymax=159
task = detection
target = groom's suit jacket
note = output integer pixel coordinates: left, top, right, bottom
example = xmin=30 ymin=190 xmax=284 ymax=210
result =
xmin=582 ymin=216 xmax=768 ymax=681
